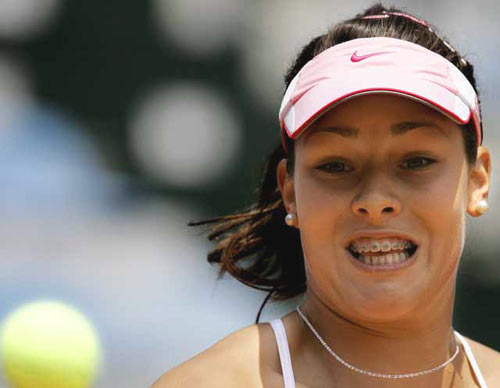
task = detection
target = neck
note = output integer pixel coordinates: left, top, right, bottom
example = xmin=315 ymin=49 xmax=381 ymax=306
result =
xmin=294 ymin=282 xmax=459 ymax=387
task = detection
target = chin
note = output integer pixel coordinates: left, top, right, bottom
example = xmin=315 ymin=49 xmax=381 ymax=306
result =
xmin=315 ymin=279 xmax=425 ymax=323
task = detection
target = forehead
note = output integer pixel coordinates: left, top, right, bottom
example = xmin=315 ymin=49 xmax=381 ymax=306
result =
xmin=299 ymin=94 xmax=458 ymax=146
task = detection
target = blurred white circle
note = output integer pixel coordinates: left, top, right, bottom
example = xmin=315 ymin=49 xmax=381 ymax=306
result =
xmin=129 ymin=82 xmax=241 ymax=188
xmin=239 ymin=0 xmax=334 ymax=116
xmin=0 ymin=0 xmax=61 ymax=39
xmin=151 ymin=0 xmax=246 ymax=56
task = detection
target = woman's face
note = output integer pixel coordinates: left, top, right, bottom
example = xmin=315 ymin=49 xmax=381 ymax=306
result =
xmin=277 ymin=94 xmax=490 ymax=323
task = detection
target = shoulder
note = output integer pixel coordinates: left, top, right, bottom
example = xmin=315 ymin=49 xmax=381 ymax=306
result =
xmin=149 ymin=322 xmax=280 ymax=388
xmin=462 ymin=335 xmax=500 ymax=385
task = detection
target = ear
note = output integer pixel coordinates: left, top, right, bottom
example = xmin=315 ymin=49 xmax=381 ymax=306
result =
xmin=466 ymin=145 xmax=491 ymax=217
xmin=277 ymin=158 xmax=299 ymax=227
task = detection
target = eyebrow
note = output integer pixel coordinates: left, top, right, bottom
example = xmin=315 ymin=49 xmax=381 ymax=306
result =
xmin=306 ymin=121 xmax=449 ymax=139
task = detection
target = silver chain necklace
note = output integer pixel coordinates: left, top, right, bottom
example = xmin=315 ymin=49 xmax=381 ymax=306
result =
xmin=295 ymin=305 xmax=459 ymax=379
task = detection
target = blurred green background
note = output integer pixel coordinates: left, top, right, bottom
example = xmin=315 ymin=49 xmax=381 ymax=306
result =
xmin=0 ymin=0 xmax=498 ymax=387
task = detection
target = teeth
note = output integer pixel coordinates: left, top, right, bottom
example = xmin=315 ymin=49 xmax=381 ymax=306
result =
xmin=380 ymin=241 xmax=391 ymax=252
xmin=351 ymin=239 xmax=413 ymax=254
xmin=354 ymin=249 xmax=414 ymax=266
xmin=370 ymin=242 xmax=381 ymax=252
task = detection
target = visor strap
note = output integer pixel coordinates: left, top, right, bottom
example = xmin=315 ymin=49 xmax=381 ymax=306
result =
xmin=361 ymin=11 xmax=468 ymax=67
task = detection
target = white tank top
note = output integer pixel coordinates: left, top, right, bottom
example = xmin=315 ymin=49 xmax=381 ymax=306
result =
xmin=269 ymin=318 xmax=488 ymax=388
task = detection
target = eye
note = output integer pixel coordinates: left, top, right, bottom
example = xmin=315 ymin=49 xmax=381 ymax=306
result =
xmin=317 ymin=161 xmax=353 ymax=173
xmin=402 ymin=156 xmax=436 ymax=170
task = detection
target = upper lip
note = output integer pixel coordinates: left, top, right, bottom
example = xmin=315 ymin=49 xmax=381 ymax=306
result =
xmin=345 ymin=230 xmax=418 ymax=248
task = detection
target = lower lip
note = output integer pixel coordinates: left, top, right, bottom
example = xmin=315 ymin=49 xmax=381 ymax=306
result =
xmin=345 ymin=247 xmax=418 ymax=272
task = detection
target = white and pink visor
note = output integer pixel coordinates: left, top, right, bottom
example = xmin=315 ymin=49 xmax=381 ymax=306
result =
xmin=279 ymin=37 xmax=482 ymax=151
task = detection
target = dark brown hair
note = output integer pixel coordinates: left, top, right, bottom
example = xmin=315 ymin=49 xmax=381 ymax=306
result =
xmin=188 ymin=3 xmax=482 ymax=324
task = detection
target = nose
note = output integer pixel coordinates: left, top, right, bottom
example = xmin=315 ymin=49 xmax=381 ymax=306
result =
xmin=351 ymin=173 xmax=402 ymax=221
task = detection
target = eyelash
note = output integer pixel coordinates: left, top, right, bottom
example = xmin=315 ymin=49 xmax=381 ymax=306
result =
xmin=317 ymin=157 xmax=436 ymax=173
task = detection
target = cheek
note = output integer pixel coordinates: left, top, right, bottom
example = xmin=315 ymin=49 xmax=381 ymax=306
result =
xmin=412 ymin=179 xmax=461 ymax=228
xmin=293 ymin=173 xmax=349 ymax=262
xmin=416 ymin=163 xmax=466 ymax=212
xmin=294 ymin=172 xmax=346 ymax=229
xmin=409 ymin=167 xmax=468 ymax=266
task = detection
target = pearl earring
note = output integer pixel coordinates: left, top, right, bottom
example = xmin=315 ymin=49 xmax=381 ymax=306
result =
xmin=285 ymin=213 xmax=296 ymax=226
xmin=476 ymin=199 xmax=488 ymax=215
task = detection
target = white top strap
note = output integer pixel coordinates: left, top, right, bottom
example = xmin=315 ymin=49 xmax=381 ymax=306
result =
xmin=269 ymin=319 xmax=296 ymax=388
xmin=454 ymin=330 xmax=489 ymax=388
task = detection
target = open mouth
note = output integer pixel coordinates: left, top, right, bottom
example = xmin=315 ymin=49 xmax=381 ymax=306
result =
xmin=347 ymin=242 xmax=418 ymax=268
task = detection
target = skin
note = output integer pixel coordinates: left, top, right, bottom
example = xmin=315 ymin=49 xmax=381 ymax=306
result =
xmin=275 ymin=93 xmax=492 ymax=387
xmin=150 ymin=93 xmax=498 ymax=388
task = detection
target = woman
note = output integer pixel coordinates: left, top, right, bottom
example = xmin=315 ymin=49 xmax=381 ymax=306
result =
xmin=152 ymin=4 xmax=499 ymax=387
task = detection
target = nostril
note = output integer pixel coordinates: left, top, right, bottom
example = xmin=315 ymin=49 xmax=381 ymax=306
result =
xmin=356 ymin=207 xmax=395 ymax=215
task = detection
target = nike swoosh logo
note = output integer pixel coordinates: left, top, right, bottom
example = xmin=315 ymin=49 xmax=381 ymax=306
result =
xmin=351 ymin=51 xmax=390 ymax=62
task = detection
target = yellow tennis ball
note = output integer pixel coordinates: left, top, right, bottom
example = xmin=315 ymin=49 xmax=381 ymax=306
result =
xmin=0 ymin=300 xmax=102 ymax=388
